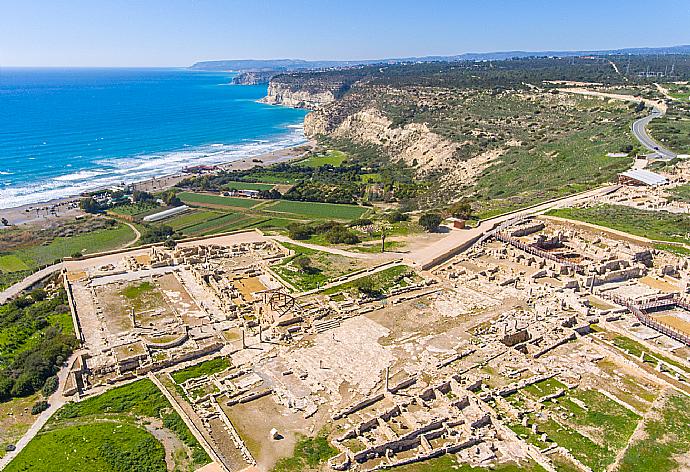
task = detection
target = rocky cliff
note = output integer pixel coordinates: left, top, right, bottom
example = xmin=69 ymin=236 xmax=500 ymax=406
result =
xmin=260 ymin=81 xmax=338 ymax=109
xmin=232 ymin=71 xmax=276 ymax=85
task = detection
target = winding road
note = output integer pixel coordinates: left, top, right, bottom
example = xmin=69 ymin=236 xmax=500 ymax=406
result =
xmin=631 ymin=108 xmax=677 ymax=159
xmin=557 ymin=87 xmax=677 ymax=159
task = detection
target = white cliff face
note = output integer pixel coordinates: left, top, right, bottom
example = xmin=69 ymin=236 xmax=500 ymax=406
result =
xmin=305 ymin=108 xmax=458 ymax=171
xmin=305 ymin=107 xmax=505 ymax=185
xmin=260 ymin=82 xmax=337 ymax=109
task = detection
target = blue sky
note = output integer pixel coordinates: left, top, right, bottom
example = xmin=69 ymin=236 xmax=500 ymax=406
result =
xmin=1 ymin=0 xmax=689 ymax=67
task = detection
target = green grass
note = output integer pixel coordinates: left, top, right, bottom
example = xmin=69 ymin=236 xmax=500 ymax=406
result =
xmin=47 ymin=379 xmax=210 ymax=469
xmin=512 ymin=382 xmax=641 ymax=471
xmin=271 ymin=242 xmax=362 ymax=291
xmin=321 ymin=265 xmax=411 ymax=296
xmin=5 ymin=422 xmax=166 ymax=472
xmin=608 ymin=334 xmax=689 ymax=375
xmin=179 ymin=212 xmax=244 ymax=236
xmin=297 ymin=150 xmax=347 ymax=168
xmin=390 ymin=455 xmax=545 ymax=472
xmin=668 ymin=184 xmax=690 ymax=203
xmin=546 ymin=204 xmax=690 ymax=244
xmin=648 ymin=105 xmax=690 ymax=154
xmin=178 ymin=191 xmax=260 ymax=209
xmin=272 ymin=430 xmax=338 ymax=472
xmin=109 ymin=202 xmax=161 ymax=217
xmin=470 ymin=96 xmax=635 ymax=205
xmin=522 ymin=377 xmax=567 ymax=398
xmin=163 ymin=210 xmax=223 ymax=231
xmin=619 ymin=393 xmax=690 ymax=472
xmin=56 ymin=379 xmax=171 ymax=419
xmin=0 ymin=255 xmax=31 ymax=273
xmin=654 ymin=243 xmax=690 ymax=256
xmin=171 ymin=357 xmax=230 ymax=384
xmin=265 ymin=200 xmax=367 ymax=220
xmin=222 ymin=181 xmax=275 ymax=191
xmin=15 ymin=223 xmax=136 ymax=269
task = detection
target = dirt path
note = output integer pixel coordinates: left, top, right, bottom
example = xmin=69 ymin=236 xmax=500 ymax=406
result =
xmin=0 ymin=263 xmax=63 ymax=304
xmin=148 ymin=373 xmax=231 ymax=472
xmin=607 ymin=390 xmax=669 ymax=472
xmin=557 ymin=87 xmax=667 ymax=113
xmin=0 ymin=351 xmax=81 ymax=469
xmin=121 ymin=220 xmax=141 ymax=248
xmin=270 ymin=235 xmax=385 ymax=260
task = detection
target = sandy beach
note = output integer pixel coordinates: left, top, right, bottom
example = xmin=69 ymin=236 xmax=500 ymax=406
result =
xmin=0 ymin=141 xmax=315 ymax=227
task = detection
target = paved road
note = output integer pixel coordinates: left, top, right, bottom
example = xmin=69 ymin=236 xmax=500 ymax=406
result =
xmin=558 ymin=87 xmax=676 ymax=160
xmin=409 ymin=185 xmax=621 ymax=269
xmin=0 ymin=263 xmax=63 ymax=305
xmin=631 ymin=109 xmax=677 ymax=159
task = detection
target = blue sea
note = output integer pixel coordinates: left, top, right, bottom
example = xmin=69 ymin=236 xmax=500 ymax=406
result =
xmin=0 ymin=68 xmax=307 ymax=209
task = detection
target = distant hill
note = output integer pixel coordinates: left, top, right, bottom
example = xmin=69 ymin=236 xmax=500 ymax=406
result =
xmin=190 ymin=45 xmax=690 ymax=71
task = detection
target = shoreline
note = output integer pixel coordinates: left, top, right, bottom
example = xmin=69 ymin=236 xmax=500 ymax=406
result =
xmin=0 ymin=140 xmax=315 ymax=227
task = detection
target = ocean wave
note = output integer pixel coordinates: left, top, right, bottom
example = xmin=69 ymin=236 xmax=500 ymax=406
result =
xmin=53 ymin=170 xmax=107 ymax=181
xmin=0 ymin=126 xmax=306 ymax=209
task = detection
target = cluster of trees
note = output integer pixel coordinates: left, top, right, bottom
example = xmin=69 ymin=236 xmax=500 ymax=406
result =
xmin=256 ymin=189 xmax=282 ymax=199
xmin=80 ymin=189 xmax=182 ymax=215
xmin=0 ymin=289 xmax=79 ymax=402
xmin=284 ymin=181 xmax=362 ymax=204
xmin=287 ymin=221 xmax=361 ymax=245
xmin=140 ymin=225 xmax=177 ymax=245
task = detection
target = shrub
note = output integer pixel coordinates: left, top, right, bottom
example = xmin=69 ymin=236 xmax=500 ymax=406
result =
xmin=386 ymin=210 xmax=409 ymax=223
xmin=31 ymin=400 xmax=49 ymax=415
xmin=419 ymin=212 xmax=443 ymax=232
xmin=42 ymin=375 xmax=59 ymax=396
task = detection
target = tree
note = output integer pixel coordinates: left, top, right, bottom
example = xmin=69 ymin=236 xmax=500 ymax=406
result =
xmin=79 ymin=197 xmax=101 ymax=214
xmin=448 ymin=200 xmax=473 ymax=220
xmin=131 ymin=190 xmax=155 ymax=203
xmin=140 ymin=225 xmax=175 ymax=244
xmin=31 ymin=400 xmax=49 ymax=415
xmin=161 ymin=190 xmax=182 ymax=207
xmin=287 ymin=223 xmax=312 ymax=240
xmin=293 ymin=256 xmax=315 ymax=274
xmin=42 ymin=376 xmax=59 ymax=396
xmin=419 ymin=212 xmax=443 ymax=232
xmin=386 ymin=210 xmax=409 ymax=223
xmin=354 ymin=278 xmax=381 ymax=297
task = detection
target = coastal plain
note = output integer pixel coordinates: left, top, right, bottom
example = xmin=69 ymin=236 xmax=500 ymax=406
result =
xmin=2 ymin=54 xmax=690 ymax=472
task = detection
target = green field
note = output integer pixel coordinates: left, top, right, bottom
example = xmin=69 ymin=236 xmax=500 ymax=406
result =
xmin=321 ymin=265 xmax=412 ymax=296
xmin=508 ymin=386 xmax=640 ymax=471
xmin=5 ymin=422 xmax=166 ymax=472
xmin=662 ymin=83 xmax=690 ymax=102
xmin=0 ymin=255 xmax=31 ymax=273
xmin=0 ymin=223 xmax=136 ymax=274
xmin=668 ymin=184 xmax=690 ymax=203
xmin=7 ymin=379 xmax=210 ymax=472
xmin=297 ymin=150 xmax=347 ymax=168
xmin=108 ymin=202 xmax=161 ymax=217
xmin=164 ymin=209 xmax=223 ymax=231
xmin=272 ymin=430 xmax=338 ymax=472
xmin=222 ymin=181 xmax=275 ymax=191
xmin=178 ymin=191 xmax=260 ymax=209
xmin=546 ymin=204 xmax=690 ymax=245
xmin=271 ymin=242 xmax=366 ymax=291
xmin=171 ymin=357 xmax=231 ymax=384
xmin=266 ymin=200 xmax=367 ymax=220
xmin=619 ymin=393 xmax=690 ymax=472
